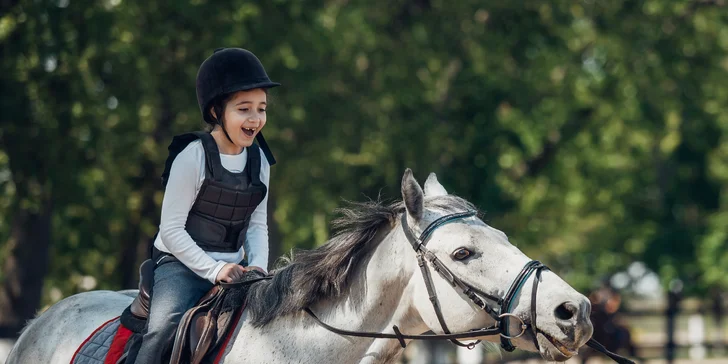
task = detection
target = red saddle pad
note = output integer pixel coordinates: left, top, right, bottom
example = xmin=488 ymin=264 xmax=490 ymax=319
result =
xmin=70 ymin=309 xmax=243 ymax=364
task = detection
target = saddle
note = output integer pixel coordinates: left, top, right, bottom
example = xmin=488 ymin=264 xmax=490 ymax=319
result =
xmin=123 ymin=258 xmax=266 ymax=364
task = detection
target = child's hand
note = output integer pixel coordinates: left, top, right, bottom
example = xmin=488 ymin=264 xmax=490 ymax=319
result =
xmin=244 ymin=266 xmax=266 ymax=275
xmin=216 ymin=263 xmax=246 ymax=283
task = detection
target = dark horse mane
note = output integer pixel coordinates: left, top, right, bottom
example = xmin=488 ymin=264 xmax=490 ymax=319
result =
xmin=245 ymin=194 xmax=479 ymax=327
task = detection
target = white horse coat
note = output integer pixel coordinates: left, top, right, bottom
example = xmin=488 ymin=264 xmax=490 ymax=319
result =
xmin=7 ymin=170 xmax=593 ymax=363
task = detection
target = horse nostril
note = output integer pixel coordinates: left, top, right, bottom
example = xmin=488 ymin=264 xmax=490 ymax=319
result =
xmin=555 ymin=301 xmax=579 ymax=321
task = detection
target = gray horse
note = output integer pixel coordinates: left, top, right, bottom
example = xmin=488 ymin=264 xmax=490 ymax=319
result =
xmin=7 ymin=170 xmax=593 ymax=363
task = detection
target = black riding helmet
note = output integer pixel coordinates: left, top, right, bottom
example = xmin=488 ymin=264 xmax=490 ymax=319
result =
xmin=196 ymin=47 xmax=280 ymax=164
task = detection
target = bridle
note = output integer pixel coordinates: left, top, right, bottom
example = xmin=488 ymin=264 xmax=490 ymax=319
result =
xmin=400 ymin=209 xmax=544 ymax=351
xmin=300 ymin=210 xmax=635 ymax=364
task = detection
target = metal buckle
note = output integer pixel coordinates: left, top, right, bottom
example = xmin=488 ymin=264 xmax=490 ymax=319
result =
xmin=497 ymin=313 xmax=528 ymax=339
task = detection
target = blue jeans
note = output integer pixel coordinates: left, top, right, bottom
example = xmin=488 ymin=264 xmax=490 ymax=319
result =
xmin=133 ymin=261 xmax=213 ymax=364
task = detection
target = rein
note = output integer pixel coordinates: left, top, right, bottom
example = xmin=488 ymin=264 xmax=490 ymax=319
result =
xmin=250 ymin=210 xmax=635 ymax=364
xmin=303 ymin=307 xmax=500 ymax=349
xmin=400 ymin=210 xmax=541 ymax=350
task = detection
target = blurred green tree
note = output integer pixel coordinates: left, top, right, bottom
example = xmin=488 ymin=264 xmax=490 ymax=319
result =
xmin=1 ymin=0 xmax=727 ymax=337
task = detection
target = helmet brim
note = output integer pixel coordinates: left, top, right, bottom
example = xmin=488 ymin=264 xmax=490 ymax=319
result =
xmin=222 ymin=81 xmax=281 ymax=94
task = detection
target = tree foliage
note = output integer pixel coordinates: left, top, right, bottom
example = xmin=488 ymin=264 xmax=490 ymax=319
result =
xmin=1 ymin=0 xmax=727 ymax=334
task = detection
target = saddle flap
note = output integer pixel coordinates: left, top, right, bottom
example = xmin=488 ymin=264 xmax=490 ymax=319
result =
xmin=167 ymin=271 xmax=264 ymax=364
xmin=169 ymin=287 xmax=225 ymax=364
xmin=190 ymin=308 xmax=220 ymax=364
xmin=129 ymin=259 xmax=156 ymax=319
xmin=170 ymin=304 xmax=208 ymax=364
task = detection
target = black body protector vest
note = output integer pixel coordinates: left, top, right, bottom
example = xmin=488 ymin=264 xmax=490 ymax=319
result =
xmin=161 ymin=131 xmax=268 ymax=253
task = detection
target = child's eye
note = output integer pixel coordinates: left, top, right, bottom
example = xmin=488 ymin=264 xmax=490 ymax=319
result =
xmin=259 ymin=109 xmax=266 ymax=113
xmin=239 ymin=108 xmax=249 ymax=112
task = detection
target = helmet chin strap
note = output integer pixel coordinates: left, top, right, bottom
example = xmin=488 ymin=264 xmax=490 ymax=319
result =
xmin=217 ymin=118 xmax=234 ymax=145
xmin=211 ymin=106 xmax=234 ymax=145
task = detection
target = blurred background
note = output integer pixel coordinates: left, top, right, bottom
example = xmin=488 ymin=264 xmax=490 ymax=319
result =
xmin=1 ymin=0 xmax=727 ymax=363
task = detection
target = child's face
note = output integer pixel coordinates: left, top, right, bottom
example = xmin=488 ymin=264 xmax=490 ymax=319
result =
xmin=221 ymin=88 xmax=268 ymax=148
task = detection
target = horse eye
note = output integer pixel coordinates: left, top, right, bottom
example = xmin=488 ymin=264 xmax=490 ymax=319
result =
xmin=452 ymin=248 xmax=472 ymax=261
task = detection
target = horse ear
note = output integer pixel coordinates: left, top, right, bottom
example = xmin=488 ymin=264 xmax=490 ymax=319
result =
xmin=401 ymin=168 xmax=424 ymax=221
xmin=424 ymin=173 xmax=448 ymax=197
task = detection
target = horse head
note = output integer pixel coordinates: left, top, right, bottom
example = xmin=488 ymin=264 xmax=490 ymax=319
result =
xmin=400 ymin=169 xmax=593 ymax=361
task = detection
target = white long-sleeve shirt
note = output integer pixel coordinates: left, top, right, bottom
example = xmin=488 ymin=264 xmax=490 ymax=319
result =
xmin=153 ymin=139 xmax=270 ymax=283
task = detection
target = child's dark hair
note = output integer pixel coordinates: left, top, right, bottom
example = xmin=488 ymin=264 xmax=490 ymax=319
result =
xmin=203 ymin=93 xmax=234 ymax=130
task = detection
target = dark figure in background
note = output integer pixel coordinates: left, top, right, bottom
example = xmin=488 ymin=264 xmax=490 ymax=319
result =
xmin=581 ymin=284 xmax=640 ymax=364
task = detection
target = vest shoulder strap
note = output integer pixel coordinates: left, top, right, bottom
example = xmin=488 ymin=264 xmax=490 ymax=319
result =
xmin=196 ymin=131 xmax=225 ymax=181
xmin=161 ymin=132 xmax=206 ymax=188
xmin=247 ymin=143 xmax=262 ymax=184
xmin=162 ymin=131 xmax=270 ymax=187
xmin=255 ymin=132 xmax=276 ymax=166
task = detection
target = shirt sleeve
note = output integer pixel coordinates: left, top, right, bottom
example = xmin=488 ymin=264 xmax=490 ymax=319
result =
xmin=243 ymin=151 xmax=270 ymax=272
xmin=158 ymin=142 xmax=227 ymax=283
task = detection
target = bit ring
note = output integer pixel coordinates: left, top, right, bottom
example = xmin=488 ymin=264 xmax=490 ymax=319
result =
xmin=498 ymin=313 xmax=528 ymax=339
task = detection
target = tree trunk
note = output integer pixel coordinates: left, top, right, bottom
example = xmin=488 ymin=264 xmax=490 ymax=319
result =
xmin=0 ymin=198 xmax=52 ymax=338
xmin=267 ymin=191 xmax=284 ymax=269
xmin=117 ymin=89 xmax=174 ymax=289
xmin=117 ymin=171 xmax=163 ymax=290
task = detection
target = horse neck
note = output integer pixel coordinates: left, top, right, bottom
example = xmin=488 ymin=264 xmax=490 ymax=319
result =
xmin=303 ymin=224 xmax=424 ymax=362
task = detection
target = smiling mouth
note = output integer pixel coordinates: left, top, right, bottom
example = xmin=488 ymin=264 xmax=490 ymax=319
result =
xmin=242 ymin=127 xmax=256 ymax=137
xmin=539 ymin=331 xmax=578 ymax=358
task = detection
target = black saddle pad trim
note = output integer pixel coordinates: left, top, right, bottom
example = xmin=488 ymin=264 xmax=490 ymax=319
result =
xmin=120 ymin=305 xmax=147 ymax=334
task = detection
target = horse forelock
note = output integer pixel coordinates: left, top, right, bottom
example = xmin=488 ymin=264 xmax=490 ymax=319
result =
xmin=245 ymin=194 xmax=481 ymax=327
